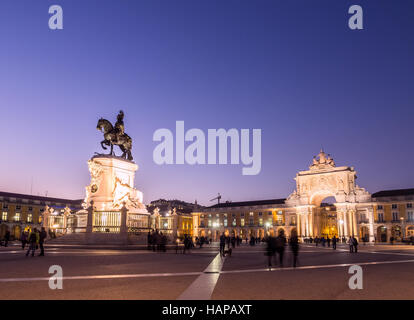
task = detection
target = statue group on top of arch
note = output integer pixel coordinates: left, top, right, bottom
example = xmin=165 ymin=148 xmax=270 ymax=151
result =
xmin=310 ymin=149 xmax=335 ymax=170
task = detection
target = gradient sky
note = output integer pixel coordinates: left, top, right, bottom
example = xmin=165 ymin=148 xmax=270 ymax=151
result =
xmin=1 ymin=0 xmax=414 ymax=205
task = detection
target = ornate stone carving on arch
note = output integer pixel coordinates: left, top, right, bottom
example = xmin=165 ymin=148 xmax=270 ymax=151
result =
xmin=286 ymin=150 xmax=371 ymax=207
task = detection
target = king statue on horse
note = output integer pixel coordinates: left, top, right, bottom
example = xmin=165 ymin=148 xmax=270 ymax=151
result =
xmin=96 ymin=110 xmax=133 ymax=161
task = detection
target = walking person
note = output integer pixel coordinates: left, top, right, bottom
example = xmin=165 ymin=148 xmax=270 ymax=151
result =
xmin=147 ymin=231 xmax=152 ymax=250
xmin=231 ymin=235 xmax=236 ymax=249
xmin=265 ymin=234 xmax=276 ymax=268
xmin=38 ymin=227 xmax=47 ymax=256
xmin=26 ymin=228 xmax=39 ymax=257
xmin=160 ymin=232 xmax=167 ymax=252
xmin=151 ymin=230 xmax=157 ymax=252
xmin=275 ymin=229 xmax=286 ymax=267
xmin=327 ymin=236 xmax=331 ymax=247
xmin=21 ymin=231 xmax=28 ymax=250
xmin=183 ymin=235 xmax=190 ymax=254
xmin=352 ymin=236 xmax=359 ymax=253
xmin=219 ymin=233 xmax=226 ymax=256
xmin=4 ymin=229 xmax=10 ymax=247
xmin=348 ymin=236 xmax=354 ymax=253
xmin=332 ymin=235 xmax=337 ymax=250
xmin=289 ymin=230 xmax=299 ymax=268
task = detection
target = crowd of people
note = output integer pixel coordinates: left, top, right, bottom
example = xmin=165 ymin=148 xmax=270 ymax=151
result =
xmin=219 ymin=233 xmax=244 ymax=256
xmin=264 ymin=229 xmax=300 ymax=268
xmin=147 ymin=230 xmax=169 ymax=252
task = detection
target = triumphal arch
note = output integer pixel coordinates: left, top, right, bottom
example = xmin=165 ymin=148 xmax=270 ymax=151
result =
xmin=286 ymin=150 xmax=374 ymax=241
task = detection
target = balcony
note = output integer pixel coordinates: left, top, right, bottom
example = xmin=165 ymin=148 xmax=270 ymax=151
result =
xmin=391 ymin=220 xmax=402 ymax=223
xmin=374 ymin=220 xmax=386 ymax=223
xmin=274 ymin=222 xmax=285 ymax=226
xmin=358 ymin=220 xmax=369 ymax=224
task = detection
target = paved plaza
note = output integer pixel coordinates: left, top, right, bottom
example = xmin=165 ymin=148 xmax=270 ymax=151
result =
xmin=1 ymin=242 xmax=414 ymax=300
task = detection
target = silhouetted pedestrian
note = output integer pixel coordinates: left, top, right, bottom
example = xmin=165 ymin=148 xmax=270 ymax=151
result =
xmin=352 ymin=236 xmax=358 ymax=253
xmin=265 ymin=234 xmax=277 ymax=268
xmin=348 ymin=236 xmax=354 ymax=253
xmin=4 ymin=229 xmax=10 ymax=247
xmin=275 ymin=229 xmax=286 ymax=267
xmin=26 ymin=228 xmax=39 ymax=257
xmin=332 ymin=235 xmax=337 ymax=250
xmin=289 ymin=230 xmax=299 ymax=267
xmin=38 ymin=227 xmax=47 ymax=256
xmin=219 ymin=233 xmax=226 ymax=256
xmin=21 ymin=231 xmax=28 ymax=250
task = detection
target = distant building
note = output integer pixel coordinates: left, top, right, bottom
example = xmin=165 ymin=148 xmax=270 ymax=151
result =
xmin=192 ymin=151 xmax=414 ymax=243
xmin=0 ymin=191 xmax=82 ymax=240
xmin=372 ymin=189 xmax=414 ymax=242
xmin=147 ymin=199 xmax=203 ymax=240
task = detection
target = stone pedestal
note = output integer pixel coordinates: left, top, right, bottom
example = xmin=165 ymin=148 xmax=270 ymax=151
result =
xmin=74 ymin=155 xmax=149 ymax=244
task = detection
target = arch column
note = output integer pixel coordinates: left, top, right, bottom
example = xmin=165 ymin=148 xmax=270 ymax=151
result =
xmin=367 ymin=207 xmax=375 ymax=242
xmin=336 ymin=204 xmax=349 ymax=238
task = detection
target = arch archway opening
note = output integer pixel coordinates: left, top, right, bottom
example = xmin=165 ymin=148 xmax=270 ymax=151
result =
xmin=313 ymin=195 xmax=338 ymax=238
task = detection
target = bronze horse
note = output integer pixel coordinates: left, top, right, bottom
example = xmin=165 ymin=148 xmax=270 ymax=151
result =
xmin=97 ymin=118 xmax=133 ymax=160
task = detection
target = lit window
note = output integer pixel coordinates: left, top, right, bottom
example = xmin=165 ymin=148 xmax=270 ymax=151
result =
xmin=224 ymin=219 xmax=228 ymax=227
xmin=14 ymin=213 xmax=20 ymax=222
xmin=241 ymin=218 xmax=245 ymax=227
xmin=249 ymin=212 xmax=254 ymax=216
xmin=259 ymin=218 xmax=263 ymax=226
xmin=2 ymin=212 xmax=7 ymax=221
xmin=27 ymin=214 xmax=32 ymax=223
xmin=232 ymin=219 xmax=236 ymax=227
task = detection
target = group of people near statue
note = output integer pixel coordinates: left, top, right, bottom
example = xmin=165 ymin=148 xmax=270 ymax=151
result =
xmin=20 ymin=227 xmax=47 ymax=257
xmin=147 ymin=229 xmax=168 ymax=252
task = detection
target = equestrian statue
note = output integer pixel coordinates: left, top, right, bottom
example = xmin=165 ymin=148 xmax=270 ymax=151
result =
xmin=96 ymin=110 xmax=133 ymax=161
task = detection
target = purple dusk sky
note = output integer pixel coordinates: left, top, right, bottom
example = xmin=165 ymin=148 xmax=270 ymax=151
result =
xmin=1 ymin=0 xmax=414 ymax=205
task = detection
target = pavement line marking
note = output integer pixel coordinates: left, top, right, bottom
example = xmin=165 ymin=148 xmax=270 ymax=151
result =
xmin=220 ymin=258 xmax=414 ymax=274
xmin=302 ymin=244 xmax=414 ymax=256
xmin=1 ymin=258 xmax=414 ymax=283
xmin=0 ymin=271 xmax=203 ymax=283
xmin=177 ymin=252 xmax=225 ymax=300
